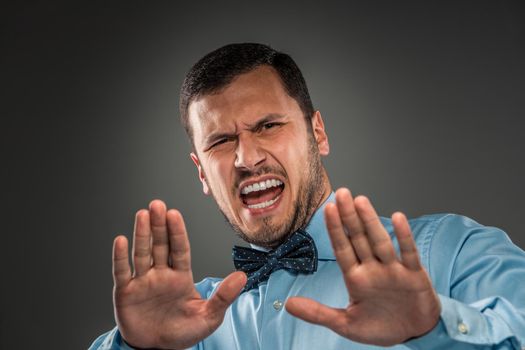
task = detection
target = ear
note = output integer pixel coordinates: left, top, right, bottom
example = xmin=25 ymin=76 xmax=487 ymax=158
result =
xmin=311 ymin=111 xmax=330 ymax=156
xmin=190 ymin=152 xmax=210 ymax=195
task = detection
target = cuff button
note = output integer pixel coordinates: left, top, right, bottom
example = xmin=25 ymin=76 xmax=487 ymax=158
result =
xmin=458 ymin=322 xmax=469 ymax=334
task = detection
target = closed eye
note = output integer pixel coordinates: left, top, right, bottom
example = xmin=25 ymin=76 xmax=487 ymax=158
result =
xmin=261 ymin=122 xmax=282 ymax=131
xmin=211 ymin=138 xmax=228 ymax=148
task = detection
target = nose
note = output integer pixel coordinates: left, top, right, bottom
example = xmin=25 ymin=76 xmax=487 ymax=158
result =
xmin=234 ymin=133 xmax=266 ymax=170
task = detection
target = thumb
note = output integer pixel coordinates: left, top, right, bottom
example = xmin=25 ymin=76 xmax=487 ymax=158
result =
xmin=286 ymin=296 xmax=348 ymax=332
xmin=206 ymin=271 xmax=247 ymax=319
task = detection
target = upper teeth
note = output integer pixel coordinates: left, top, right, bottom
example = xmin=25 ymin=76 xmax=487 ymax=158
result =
xmin=241 ymin=179 xmax=283 ymax=195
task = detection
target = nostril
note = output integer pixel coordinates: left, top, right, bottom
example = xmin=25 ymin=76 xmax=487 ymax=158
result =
xmin=234 ymin=147 xmax=266 ymax=170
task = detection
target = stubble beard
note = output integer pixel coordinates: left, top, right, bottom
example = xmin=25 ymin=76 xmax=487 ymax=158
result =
xmin=217 ymin=133 xmax=327 ymax=249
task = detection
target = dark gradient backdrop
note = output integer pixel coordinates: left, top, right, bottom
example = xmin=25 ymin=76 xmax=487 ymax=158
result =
xmin=2 ymin=1 xmax=524 ymax=348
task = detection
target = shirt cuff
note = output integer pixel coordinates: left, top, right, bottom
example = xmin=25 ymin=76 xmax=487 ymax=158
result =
xmin=90 ymin=327 xmax=137 ymax=350
xmin=115 ymin=330 xmax=136 ymax=350
xmin=405 ymin=294 xmax=521 ymax=349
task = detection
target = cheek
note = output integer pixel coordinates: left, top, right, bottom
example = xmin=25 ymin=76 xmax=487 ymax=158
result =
xmin=207 ymin=156 xmax=234 ymax=194
xmin=265 ymin=133 xmax=308 ymax=169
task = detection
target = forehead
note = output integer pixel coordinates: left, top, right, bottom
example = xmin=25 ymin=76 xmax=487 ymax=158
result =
xmin=188 ymin=66 xmax=301 ymax=145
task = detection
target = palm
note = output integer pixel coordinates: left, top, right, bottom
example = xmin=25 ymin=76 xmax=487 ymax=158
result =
xmin=112 ymin=201 xmax=246 ymax=349
xmin=343 ymin=263 xmax=437 ymax=344
xmin=115 ymin=268 xmax=203 ymax=348
xmin=286 ymin=189 xmax=440 ymax=346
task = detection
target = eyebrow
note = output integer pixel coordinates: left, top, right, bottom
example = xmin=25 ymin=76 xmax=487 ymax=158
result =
xmin=246 ymin=113 xmax=287 ymax=131
xmin=204 ymin=113 xmax=286 ymax=147
xmin=203 ymin=131 xmax=235 ymax=150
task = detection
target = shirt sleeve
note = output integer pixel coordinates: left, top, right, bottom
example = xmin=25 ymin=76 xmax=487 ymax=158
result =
xmin=88 ymin=328 xmax=136 ymax=350
xmin=87 ymin=278 xmax=222 ymax=350
xmin=405 ymin=214 xmax=525 ymax=349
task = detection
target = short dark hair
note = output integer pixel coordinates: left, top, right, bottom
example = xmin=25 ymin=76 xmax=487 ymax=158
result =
xmin=179 ymin=43 xmax=315 ymax=141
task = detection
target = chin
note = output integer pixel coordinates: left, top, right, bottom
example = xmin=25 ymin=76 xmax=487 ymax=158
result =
xmin=236 ymin=217 xmax=293 ymax=248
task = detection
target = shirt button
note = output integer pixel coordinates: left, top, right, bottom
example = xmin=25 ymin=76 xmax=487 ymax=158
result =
xmin=458 ymin=322 xmax=469 ymax=334
xmin=273 ymin=299 xmax=283 ymax=311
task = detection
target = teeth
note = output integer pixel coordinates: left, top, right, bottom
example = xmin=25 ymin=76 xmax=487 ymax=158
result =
xmin=247 ymin=196 xmax=280 ymax=209
xmin=241 ymin=179 xmax=283 ymax=195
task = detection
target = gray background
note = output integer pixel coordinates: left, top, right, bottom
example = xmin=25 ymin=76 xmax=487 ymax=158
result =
xmin=2 ymin=1 xmax=524 ymax=348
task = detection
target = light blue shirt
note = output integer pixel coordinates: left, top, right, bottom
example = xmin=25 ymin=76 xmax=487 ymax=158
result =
xmin=90 ymin=193 xmax=525 ymax=349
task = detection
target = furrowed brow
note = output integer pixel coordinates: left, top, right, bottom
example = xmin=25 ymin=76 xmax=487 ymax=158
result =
xmin=203 ymin=114 xmax=286 ymax=149
xmin=204 ymin=131 xmax=236 ymax=147
xmin=247 ymin=114 xmax=286 ymax=132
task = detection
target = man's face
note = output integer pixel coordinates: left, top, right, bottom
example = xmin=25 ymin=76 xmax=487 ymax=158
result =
xmin=188 ymin=66 xmax=330 ymax=248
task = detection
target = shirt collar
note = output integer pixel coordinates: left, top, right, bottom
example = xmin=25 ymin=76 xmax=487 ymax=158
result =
xmin=300 ymin=191 xmax=393 ymax=261
xmin=248 ymin=191 xmax=390 ymax=261
xmin=304 ymin=191 xmax=336 ymax=260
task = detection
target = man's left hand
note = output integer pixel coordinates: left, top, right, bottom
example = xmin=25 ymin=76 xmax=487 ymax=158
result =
xmin=286 ymin=188 xmax=441 ymax=346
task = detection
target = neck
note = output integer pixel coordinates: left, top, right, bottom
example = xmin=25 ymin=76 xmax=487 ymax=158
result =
xmin=312 ymin=169 xmax=333 ymax=218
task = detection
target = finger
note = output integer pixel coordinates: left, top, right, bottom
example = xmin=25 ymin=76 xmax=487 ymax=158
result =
xmin=354 ymin=196 xmax=397 ymax=264
xmin=335 ymin=188 xmax=374 ymax=262
xmin=285 ymin=297 xmax=349 ymax=335
xmin=392 ymin=212 xmax=422 ymax=270
xmin=166 ymin=209 xmax=192 ymax=271
xmin=132 ymin=209 xmax=152 ymax=277
xmin=325 ymin=202 xmax=358 ymax=271
xmin=206 ymin=271 xmax=246 ymax=319
xmin=149 ymin=200 xmax=169 ymax=267
xmin=113 ymin=235 xmax=131 ymax=288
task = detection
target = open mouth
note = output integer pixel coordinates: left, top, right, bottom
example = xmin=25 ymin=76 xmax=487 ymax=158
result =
xmin=240 ymin=178 xmax=285 ymax=210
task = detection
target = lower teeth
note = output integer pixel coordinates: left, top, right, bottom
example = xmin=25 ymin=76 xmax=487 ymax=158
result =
xmin=247 ymin=196 xmax=279 ymax=209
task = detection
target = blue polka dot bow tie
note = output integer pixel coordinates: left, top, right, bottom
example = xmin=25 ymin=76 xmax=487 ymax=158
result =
xmin=232 ymin=230 xmax=318 ymax=291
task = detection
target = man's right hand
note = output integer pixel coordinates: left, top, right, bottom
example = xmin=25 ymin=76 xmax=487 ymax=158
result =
xmin=112 ymin=200 xmax=247 ymax=349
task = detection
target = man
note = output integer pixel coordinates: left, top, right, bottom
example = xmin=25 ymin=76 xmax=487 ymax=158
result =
xmin=90 ymin=43 xmax=525 ymax=349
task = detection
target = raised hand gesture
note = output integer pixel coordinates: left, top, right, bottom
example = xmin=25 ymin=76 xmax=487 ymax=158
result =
xmin=286 ymin=188 xmax=441 ymax=346
xmin=112 ymin=200 xmax=246 ymax=349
